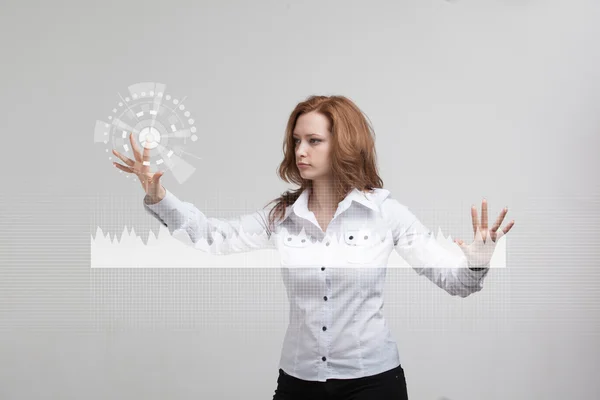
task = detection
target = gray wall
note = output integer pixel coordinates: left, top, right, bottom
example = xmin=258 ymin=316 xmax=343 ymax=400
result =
xmin=1 ymin=0 xmax=599 ymax=399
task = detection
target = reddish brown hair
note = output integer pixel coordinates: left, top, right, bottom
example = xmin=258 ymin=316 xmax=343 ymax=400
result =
xmin=264 ymin=95 xmax=384 ymax=233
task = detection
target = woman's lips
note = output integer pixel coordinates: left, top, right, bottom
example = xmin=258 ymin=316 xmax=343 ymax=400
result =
xmin=298 ymin=164 xmax=310 ymax=168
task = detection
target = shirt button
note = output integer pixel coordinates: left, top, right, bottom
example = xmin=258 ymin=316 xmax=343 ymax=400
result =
xmin=325 ymin=242 xmax=330 ymax=246
xmin=322 ymin=356 xmax=327 ymax=362
xmin=322 ymin=326 xmax=327 ymax=331
xmin=321 ymin=267 xmax=325 ymax=271
xmin=323 ymin=296 xmax=327 ymax=301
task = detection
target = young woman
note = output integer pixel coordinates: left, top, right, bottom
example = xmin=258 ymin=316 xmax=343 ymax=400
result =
xmin=112 ymin=95 xmax=514 ymax=400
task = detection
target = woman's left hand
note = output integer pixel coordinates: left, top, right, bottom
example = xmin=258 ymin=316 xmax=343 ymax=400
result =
xmin=454 ymin=199 xmax=514 ymax=248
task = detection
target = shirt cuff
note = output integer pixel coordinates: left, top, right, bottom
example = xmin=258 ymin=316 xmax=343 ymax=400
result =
xmin=457 ymin=262 xmax=490 ymax=287
xmin=143 ymin=188 xmax=189 ymax=228
xmin=144 ymin=188 xmax=180 ymax=212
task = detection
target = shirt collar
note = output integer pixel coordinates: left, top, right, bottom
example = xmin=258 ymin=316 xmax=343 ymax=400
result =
xmin=282 ymin=187 xmax=388 ymax=223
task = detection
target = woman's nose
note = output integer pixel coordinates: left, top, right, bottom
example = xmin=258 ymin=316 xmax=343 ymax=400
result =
xmin=296 ymin=143 xmax=308 ymax=157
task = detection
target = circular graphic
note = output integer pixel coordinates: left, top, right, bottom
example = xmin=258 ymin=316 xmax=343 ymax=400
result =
xmin=93 ymin=82 xmax=199 ymax=184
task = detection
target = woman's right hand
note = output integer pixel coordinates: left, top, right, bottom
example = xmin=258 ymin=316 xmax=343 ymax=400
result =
xmin=112 ymin=132 xmax=166 ymax=203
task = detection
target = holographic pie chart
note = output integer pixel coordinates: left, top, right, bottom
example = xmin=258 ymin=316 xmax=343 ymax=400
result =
xmin=93 ymin=82 xmax=199 ymax=184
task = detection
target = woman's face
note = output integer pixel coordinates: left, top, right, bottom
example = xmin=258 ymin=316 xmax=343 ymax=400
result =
xmin=293 ymin=111 xmax=332 ymax=181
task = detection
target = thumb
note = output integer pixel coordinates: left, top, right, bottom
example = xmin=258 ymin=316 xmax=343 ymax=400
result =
xmin=153 ymin=171 xmax=164 ymax=182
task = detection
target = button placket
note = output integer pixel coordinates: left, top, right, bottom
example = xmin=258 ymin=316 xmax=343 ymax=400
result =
xmin=321 ymin=269 xmax=332 ymax=369
xmin=319 ymin=233 xmax=333 ymax=369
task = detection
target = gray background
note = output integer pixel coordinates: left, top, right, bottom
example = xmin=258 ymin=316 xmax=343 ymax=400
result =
xmin=1 ymin=0 xmax=599 ymax=399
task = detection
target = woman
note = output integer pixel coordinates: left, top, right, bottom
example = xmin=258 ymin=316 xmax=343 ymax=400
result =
xmin=112 ymin=95 xmax=514 ymax=399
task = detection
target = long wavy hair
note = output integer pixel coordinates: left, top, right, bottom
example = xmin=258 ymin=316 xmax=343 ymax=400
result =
xmin=264 ymin=95 xmax=384 ymax=234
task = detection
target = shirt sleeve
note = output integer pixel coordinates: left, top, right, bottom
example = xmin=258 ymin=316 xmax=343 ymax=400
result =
xmin=382 ymin=197 xmax=490 ymax=298
xmin=143 ymin=188 xmax=276 ymax=255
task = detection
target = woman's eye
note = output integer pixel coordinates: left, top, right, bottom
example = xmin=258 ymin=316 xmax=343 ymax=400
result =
xmin=293 ymin=138 xmax=321 ymax=145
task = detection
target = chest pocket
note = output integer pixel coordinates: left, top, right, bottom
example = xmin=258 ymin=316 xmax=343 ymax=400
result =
xmin=278 ymin=230 xmax=320 ymax=266
xmin=342 ymin=228 xmax=381 ymax=264
xmin=341 ymin=229 xmax=377 ymax=264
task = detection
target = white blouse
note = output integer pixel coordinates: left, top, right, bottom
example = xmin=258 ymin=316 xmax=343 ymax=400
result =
xmin=143 ymin=187 xmax=495 ymax=382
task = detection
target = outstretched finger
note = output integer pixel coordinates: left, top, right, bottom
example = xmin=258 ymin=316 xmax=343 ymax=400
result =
xmin=129 ymin=132 xmax=142 ymax=163
xmin=503 ymin=220 xmax=515 ymax=234
xmin=112 ymin=149 xmax=135 ymax=167
xmin=481 ymin=199 xmax=488 ymax=231
xmin=141 ymin=144 xmax=151 ymax=173
xmin=471 ymin=205 xmax=479 ymax=235
xmin=113 ymin=162 xmax=133 ymax=173
xmin=491 ymin=207 xmax=508 ymax=233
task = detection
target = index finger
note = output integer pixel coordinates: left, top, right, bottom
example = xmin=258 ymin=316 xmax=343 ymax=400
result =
xmin=491 ymin=208 xmax=508 ymax=232
xmin=129 ymin=132 xmax=142 ymax=163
